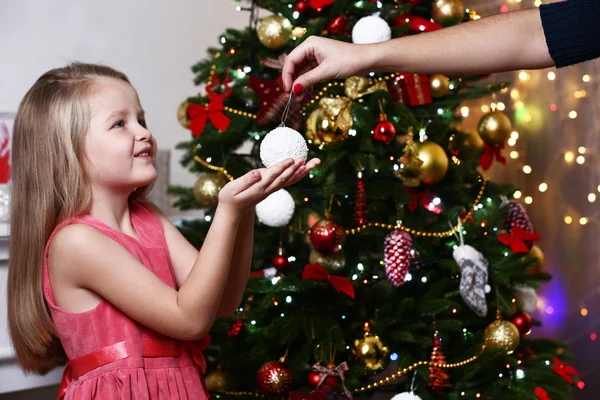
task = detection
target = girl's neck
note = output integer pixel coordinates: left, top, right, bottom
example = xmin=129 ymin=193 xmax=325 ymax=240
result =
xmin=87 ymin=187 xmax=137 ymax=237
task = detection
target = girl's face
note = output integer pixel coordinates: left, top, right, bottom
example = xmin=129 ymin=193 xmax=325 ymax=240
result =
xmin=85 ymin=78 xmax=157 ymax=195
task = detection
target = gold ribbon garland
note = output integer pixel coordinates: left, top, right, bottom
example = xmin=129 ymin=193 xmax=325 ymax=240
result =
xmin=216 ymin=347 xmax=484 ymax=398
xmin=194 ymin=157 xmax=488 ymax=238
xmin=194 ymin=156 xmax=234 ymax=182
xmin=290 ymin=176 xmax=488 ymax=238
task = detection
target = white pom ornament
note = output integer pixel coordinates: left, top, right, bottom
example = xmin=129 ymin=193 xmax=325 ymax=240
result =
xmin=352 ymin=15 xmax=392 ymax=44
xmin=255 ymin=189 xmax=296 ymax=227
xmin=391 ymin=393 xmax=422 ymax=400
xmin=260 ymin=127 xmax=308 ymax=168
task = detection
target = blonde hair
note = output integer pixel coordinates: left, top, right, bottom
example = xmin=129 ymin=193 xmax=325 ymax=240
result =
xmin=8 ymin=62 xmax=153 ymax=374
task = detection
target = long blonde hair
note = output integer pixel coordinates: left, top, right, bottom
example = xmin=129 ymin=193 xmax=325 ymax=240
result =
xmin=8 ymin=62 xmax=153 ymax=374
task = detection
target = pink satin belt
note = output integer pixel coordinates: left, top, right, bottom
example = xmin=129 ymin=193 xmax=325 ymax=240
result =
xmin=58 ymin=335 xmax=211 ymax=400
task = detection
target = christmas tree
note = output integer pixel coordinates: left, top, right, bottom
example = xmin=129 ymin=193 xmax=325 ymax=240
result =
xmin=171 ymin=1 xmax=578 ymax=399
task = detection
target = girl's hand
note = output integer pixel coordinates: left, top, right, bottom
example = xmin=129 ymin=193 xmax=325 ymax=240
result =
xmin=218 ymin=157 xmax=320 ymax=217
xmin=282 ymin=36 xmax=375 ymax=101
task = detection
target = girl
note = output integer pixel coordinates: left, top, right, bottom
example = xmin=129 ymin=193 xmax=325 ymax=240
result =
xmin=7 ymin=62 xmax=319 ymax=399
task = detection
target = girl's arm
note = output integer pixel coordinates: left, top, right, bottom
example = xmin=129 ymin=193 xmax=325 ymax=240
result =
xmin=48 ymin=160 xmax=307 ymax=341
xmin=151 ymin=207 xmax=254 ymax=318
xmin=145 ymin=158 xmax=319 ymax=320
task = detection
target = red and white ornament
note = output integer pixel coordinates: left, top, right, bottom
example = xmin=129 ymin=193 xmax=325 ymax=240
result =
xmin=502 ymin=197 xmax=534 ymax=249
xmin=384 ymin=230 xmax=413 ymax=287
xmin=257 ymin=361 xmax=293 ymax=396
xmin=310 ymin=219 xmax=346 ymax=253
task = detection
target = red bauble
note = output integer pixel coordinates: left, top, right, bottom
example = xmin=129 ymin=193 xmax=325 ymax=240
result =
xmin=257 ymin=361 xmax=293 ymax=396
xmin=310 ymin=219 xmax=346 ymax=253
xmin=512 ymin=311 xmax=533 ymax=335
xmin=373 ymin=120 xmax=397 ymax=144
xmin=273 ymin=255 xmax=290 ymax=270
xmin=307 ymin=370 xmax=338 ymax=389
xmin=327 ymin=16 xmax=349 ymax=36
xmin=294 ymin=0 xmax=309 ymax=13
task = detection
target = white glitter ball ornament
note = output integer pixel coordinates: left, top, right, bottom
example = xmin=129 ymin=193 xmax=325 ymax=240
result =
xmin=352 ymin=15 xmax=392 ymax=44
xmin=260 ymin=127 xmax=308 ymax=168
xmin=390 ymin=393 xmax=422 ymax=400
xmin=256 ymin=189 xmax=296 ymax=227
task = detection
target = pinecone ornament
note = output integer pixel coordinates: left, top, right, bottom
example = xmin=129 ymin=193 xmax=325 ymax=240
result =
xmin=384 ymin=230 xmax=413 ymax=287
xmin=502 ymin=198 xmax=534 ymax=249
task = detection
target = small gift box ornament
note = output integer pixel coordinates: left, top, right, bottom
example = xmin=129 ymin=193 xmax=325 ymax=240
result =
xmin=387 ymin=74 xmax=433 ymax=107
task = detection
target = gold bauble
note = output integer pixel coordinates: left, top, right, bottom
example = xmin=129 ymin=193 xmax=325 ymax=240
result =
xmin=353 ymin=335 xmax=389 ymax=371
xmin=432 ymin=0 xmax=465 ymax=24
xmin=305 ymin=98 xmax=351 ymax=146
xmin=484 ymin=319 xmax=520 ymax=353
xmin=205 ymin=367 xmax=233 ymax=392
xmin=193 ymin=173 xmax=226 ymax=208
xmin=309 ymin=249 xmax=346 ymax=273
xmin=449 ymin=130 xmax=484 ymax=159
xmin=292 ymin=26 xmax=307 ymax=39
xmin=415 ymin=141 xmax=449 ymax=184
xmin=177 ymin=100 xmax=191 ymax=129
xmin=429 ymin=74 xmax=450 ymax=98
xmin=525 ymin=245 xmax=544 ymax=276
xmin=478 ymin=111 xmax=512 ymax=145
xmin=257 ymin=15 xmax=293 ymax=50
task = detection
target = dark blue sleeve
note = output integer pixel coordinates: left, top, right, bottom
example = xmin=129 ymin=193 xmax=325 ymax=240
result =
xmin=540 ymin=0 xmax=600 ymax=68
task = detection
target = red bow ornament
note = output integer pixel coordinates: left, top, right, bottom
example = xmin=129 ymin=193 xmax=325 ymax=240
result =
xmin=187 ymin=98 xmax=231 ymax=137
xmin=535 ymin=387 xmax=551 ymax=400
xmin=552 ymin=357 xmax=580 ymax=384
xmin=479 ymin=142 xmax=506 ymax=170
xmin=302 ymin=263 xmax=355 ymax=299
xmin=406 ymin=188 xmax=442 ymax=214
xmin=498 ymin=226 xmax=540 ymax=253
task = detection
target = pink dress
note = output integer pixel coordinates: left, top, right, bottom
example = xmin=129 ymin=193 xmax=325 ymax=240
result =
xmin=42 ymin=202 xmax=210 ymax=400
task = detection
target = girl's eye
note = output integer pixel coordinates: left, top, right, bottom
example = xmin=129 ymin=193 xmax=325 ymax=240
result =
xmin=138 ymin=119 xmax=147 ymax=128
xmin=113 ymin=120 xmax=124 ymax=129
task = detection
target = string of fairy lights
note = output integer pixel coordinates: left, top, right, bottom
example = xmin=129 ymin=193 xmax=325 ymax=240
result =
xmin=464 ymin=0 xmax=600 ymax=381
xmin=201 ymin=0 xmax=598 ymax=395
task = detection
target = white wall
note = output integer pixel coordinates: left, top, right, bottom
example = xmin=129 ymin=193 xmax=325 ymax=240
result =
xmin=0 ymin=0 xmax=249 ymax=200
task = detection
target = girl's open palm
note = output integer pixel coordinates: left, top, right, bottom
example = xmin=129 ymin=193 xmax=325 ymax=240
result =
xmin=218 ymin=158 xmax=320 ymax=216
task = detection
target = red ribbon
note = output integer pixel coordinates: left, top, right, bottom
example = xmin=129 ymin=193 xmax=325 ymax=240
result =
xmin=552 ymin=357 xmax=580 ymax=384
xmin=479 ymin=142 xmax=506 ymax=170
xmin=497 ymin=226 xmax=540 ymax=253
xmin=406 ymin=188 xmax=442 ymax=214
xmin=535 ymin=387 xmax=551 ymax=400
xmin=206 ymin=76 xmax=233 ymax=100
xmin=188 ymin=98 xmax=231 ymax=137
xmin=302 ymin=263 xmax=355 ymax=299
xmin=309 ymin=0 xmax=334 ymax=9
xmin=58 ymin=337 xmax=211 ymax=400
